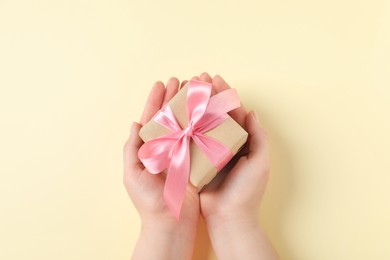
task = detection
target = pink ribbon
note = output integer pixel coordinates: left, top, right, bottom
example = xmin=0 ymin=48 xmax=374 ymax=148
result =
xmin=138 ymin=80 xmax=241 ymax=219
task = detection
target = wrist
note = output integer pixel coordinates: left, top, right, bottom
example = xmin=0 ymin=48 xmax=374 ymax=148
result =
xmin=133 ymin=219 xmax=199 ymax=260
xmin=132 ymin=216 xmax=199 ymax=260
xmin=204 ymin=210 xmax=277 ymax=260
xmin=204 ymin=208 xmax=259 ymax=232
xmin=140 ymin=214 xmax=199 ymax=244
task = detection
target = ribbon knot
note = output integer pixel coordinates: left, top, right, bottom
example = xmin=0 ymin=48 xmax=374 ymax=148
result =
xmin=183 ymin=125 xmax=194 ymax=137
xmin=138 ymin=80 xmax=241 ymax=219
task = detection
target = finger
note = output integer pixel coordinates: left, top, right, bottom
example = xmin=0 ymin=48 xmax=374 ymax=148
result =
xmin=139 ymin=81 xmax=165 ymax=125
xmin=199 ymin=72 xmax=212 ymax=83
xmin=180 ymin=80 xmax=188 ymax=89
xmin=212 ymin=75 xmax=247 ymax=127
xmin=191 ymin=76 xmax=199 ymax=80
xmin=246 ymin=111 xmax=269 ymax=168
xmin=211 ymin=74 xmax=230 ymax=92
xmin=199 ymin=72 xmax=216 ymax=95
xmin=162 ymin=77 xmax=179 ymax=106
xmin=123 ymin=122 xmax=144 ymax=178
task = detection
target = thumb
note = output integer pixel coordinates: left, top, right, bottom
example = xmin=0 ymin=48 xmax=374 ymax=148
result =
xmin=123 ymin=122 xmax=144 ymax=178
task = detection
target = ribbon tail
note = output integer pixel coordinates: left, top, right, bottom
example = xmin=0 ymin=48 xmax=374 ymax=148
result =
xmin=193 ymin=133 xmax=233 ymax=171
xmin=164 ymin=136 xmax=191 ymax=220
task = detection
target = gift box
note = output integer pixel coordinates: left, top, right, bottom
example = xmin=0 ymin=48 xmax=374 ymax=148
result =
xmin=138 ymin=80 xmax=248 ymax=218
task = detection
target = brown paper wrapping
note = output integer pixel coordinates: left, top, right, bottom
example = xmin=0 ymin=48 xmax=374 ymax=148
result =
xmin=139 ymin=83 xmax=248 ymax=191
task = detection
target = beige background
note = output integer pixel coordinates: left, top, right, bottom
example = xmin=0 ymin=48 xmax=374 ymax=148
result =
xmin=1 ymin=0 xmax=389 ymax=259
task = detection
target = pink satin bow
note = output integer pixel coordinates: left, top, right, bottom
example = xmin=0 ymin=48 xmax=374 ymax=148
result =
xmin=138 ymin=80 xmax=241 ymax=219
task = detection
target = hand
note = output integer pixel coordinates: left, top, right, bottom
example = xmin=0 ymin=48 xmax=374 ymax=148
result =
xmin=199 ymin=73 xmax=269 ymax=223
xmin=197 ymin=73 xmax=278 ymax=260
xmin=123 ymin=78 xmax=200 ymax=260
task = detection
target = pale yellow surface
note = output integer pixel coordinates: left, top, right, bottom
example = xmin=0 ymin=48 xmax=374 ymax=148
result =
xmin=0 ymin=0 xmax=389 ymax=259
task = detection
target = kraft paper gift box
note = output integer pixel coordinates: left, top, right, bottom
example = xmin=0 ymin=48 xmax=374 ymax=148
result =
xmin=139 ymin=82 xmax=248 ymax=191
